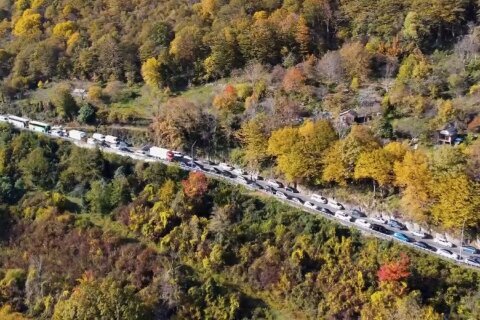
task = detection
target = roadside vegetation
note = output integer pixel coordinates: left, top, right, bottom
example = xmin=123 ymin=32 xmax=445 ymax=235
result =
xmin=0 ymin=125 xmax=479 ymax=319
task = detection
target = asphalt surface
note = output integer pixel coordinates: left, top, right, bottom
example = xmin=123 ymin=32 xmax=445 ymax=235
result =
xmin=6 ymin=121 xmax=480 ymax=269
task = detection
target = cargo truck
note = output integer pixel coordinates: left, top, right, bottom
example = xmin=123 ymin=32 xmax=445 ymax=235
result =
xmin=149 ymin=146 xmax=174 ymax=161
xmin=68 ymin=130 xmax=86 ymax=141
xmin=105 ymin=135 xmax=119 ymax=144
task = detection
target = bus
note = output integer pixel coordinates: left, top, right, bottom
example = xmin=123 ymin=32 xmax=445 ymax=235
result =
xmin=7 ymin=115 xmax=29 ymax=128
xmin=28 ymin=120 xmax=51 ymax=133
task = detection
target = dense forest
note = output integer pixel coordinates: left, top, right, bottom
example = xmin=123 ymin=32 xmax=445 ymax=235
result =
xmin=1 ymin=1 xmax=480 ymax=317
xmin=0 ymin=125 xmax=479 ymax=319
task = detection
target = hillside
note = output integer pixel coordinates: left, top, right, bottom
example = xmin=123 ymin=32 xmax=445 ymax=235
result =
xmin=0 ymin=125 xmax=479 ymax=319
xmin=1 ymin=0 xmax=480 ymax=318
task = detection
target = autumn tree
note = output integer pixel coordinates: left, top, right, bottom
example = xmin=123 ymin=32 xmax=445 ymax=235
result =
xmin=339 ymin=42 xmax=372 ymax=81
xmin=169 ymin=25 xmax=203 ymax=62
xmin=213 ymin=85 xmax=242 ymax=114
xmin=13 ymin=9 xmax=42 ymax=38
xmin=268 ymin=120 xmax=337 ymax=184
xmin=141 ymin=57 xmax=162 ymax=88
xmin=282 ymin=67 xmax=306 ymax=93
xmin=182 ymin=171 xmax=208 ymax=199
xmin=394 ymin=150 xmax=432 ymax=221
xmin=354 ymin=149 xmax=393 ymax=195
xmin=238 ymin=114 xmax=271 ymax=169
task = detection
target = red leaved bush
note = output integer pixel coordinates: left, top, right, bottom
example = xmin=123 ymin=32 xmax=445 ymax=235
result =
xmin=182 ymin=171 xmax=208 ymax=199
xmin=377 ymin=253 xmax=411 ymax=282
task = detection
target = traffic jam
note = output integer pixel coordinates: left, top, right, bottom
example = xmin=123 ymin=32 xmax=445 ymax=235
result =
xmin=1 ymin=114 xmax=480 ymax=269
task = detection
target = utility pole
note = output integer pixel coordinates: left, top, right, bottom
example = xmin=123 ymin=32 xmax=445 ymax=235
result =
xmin=191 ymin=140 xmax=197 ymax=168
xmin=459 ymin=218 xmax=466 ymax=259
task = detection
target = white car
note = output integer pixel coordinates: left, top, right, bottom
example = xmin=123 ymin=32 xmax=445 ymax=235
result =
xmin=304 ymin=201 xmax=318 ymax=210
xmin=411 ymin=230 xmax=428 ymax=239
xmin=355 ymin=219 xmax=371 ymax=228
xmin=290 ymin=197 xmax=303 ymax=205
xmin=232 ymin=168 xmax=246 ymax=176
xmin=335 ymin=210 xmax=353 ymax=222
xmin=218 ymin=162 xmax=234 ymax=171
xmin=466 ymin=257 xmax=480 ymax=267
xmin=311 ymin=194 xmax=328 ymax=204
xmin=236 ymin=176 xmax=248 ymax=184
xmin=371 ymin=216 xmax=388 ymax=224
xmin=435 ymin=237 xmax=455 ymax=248
xmin=275 ymin=191 xmax=288 ymax=200
xmin=331 ymin=202 xmax=344 ymax=210
xmin=87 ymin=138 xmax=97 ymax=145
xmin=437 ymin=249 xmax=461 ymax=260
xmin=267 ymin=180 xmax=283 ymax=188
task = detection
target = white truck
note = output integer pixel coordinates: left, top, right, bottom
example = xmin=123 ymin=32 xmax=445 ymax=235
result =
xmin=92 ymin=133 xmax=105 ymax=141
xmin=68 ymin=130 xmax=86 ymax=141
xmin=105 ymin=135 xmax=119 ymax=144
xmin=149 ymin=146 xmax=174 ymax=161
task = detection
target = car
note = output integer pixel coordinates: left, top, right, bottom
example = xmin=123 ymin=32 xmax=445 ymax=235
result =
xmin=371 ymin=216 xmax=388 ymax=224
xmin=350 ymin=209 xmax=366 ymax=219
xmin=388 ymin=219 xmax=406 ymax=230
xmin=331 ymin=202 xmax=344 ymax=210
xmin=414 ymin=241 xmax=436 ymax=252
xmin=318 ymin=207 xmax=333 ymax=215
xmin=462 ymin=245 xmax=479 ymax=255
xmin=134 ymin=149 xmax=147 ymax=156
xmin=179 ymin=162 xmax=191 ymax=169
xmin=303 ymin=201 xmax=318 ymax=210
xmin=232 ymin=168 xmax=246 ymax=176
xmin=119 ymin=147 xmax=132 ymax=153
xmin=267 ymin=180 xmax=283 ymax=188
xmin=50 ymin=130 xmax=64 ymax=137
xmin=264 ymin=185 xmax=275 ymax=194
xmin=311 ymin=194 xmax=328 ymax=204
xmin=221 ymin=170 xmax=236 ymax=178
xmin=218 ymin=162 xmax=234 ymax=171
xmin=393 ymin=232 xmax=412 ymax=243
xmin=236 ymin=176 xmax=249 ymax=184
xmin=466 ymin=257 xmax=480 ymax=267
xmin=252 ymin=182 xmax=264 ymax=190
xmin=211 ymin=167 xmax=223 ymax=174
xmin=335 ymin=210 xmax=353 ymax=222
xmin=290 ymin=197 xmax=303 ymax=205
xmin=275 ymin=191 xmax=288 ymax=200
xmin=355 ymin=219 xmax=371 ymax=228
xmin=87 ymin=138 xmax=97 ymax=145
xmin=370 ymin=223 xmax=390 ymax=234
xmin=410 ymin=229 xmax=428 ymax=239
xmin=434 ymin=237 xmax=455 ymax=248
xmin=285 ymin=186 xmax=298 ymax=193
xmin=438 ymin=248 xmax=461 ymax=260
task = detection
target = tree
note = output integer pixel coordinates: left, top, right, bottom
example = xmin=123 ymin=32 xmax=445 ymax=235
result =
xmin=53 ymin=277 xmax=148 ymax=320
xmin=354 ymin=149 xmax=393 ymax=195
xmin=378 ymin=254 xmax=410 ymax=283
xmin=141 ymin=57 xmax=162 ymax=88
xmin=169 ymin=25 xmax=203 ymax=62
xmin=182 ymin=171 xmax=208 ymax=199
xmin=238 ymin=114 xmax=271 ymax=169
xmin=77 ymin=104 xmax=96 ymax=124
xmin=339 ymin=42 xmax=372 ymax=80
xmin=295 ymin=16 xmax=311 ymax=57
xmin=323 ymin=125 xmax=379 ymax=185
xmin=268 ymin=120 xmax=337 ymax=184
xmin=13 ymin=9 xmax=42 ymax=38
xmin=213 ymin=85 xmax=242 ymax=114
xmin=394 ymin=150 xmax=432 ymax=221
xmin=282 ymin=67 xmax=306 ymax=93
xmin=19 ymin=147 xmax=52 ymax=189
xmin=86 ymin=180 xmax=112 ymax=214
xmin=430 ymin=173 xmax=480 ymax=230
xmin=52 ymin=85 xmax=78 ymax=120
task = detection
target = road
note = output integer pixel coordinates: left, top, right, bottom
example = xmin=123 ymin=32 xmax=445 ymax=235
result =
xmin=7 ymin=121 xmax=480 ymax=269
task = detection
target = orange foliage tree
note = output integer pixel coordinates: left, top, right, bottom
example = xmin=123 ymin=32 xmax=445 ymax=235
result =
xmin=182 ymin=171 xmax=208 ymax=199
xmin=377 ymin=254 xmax=411 ymax=283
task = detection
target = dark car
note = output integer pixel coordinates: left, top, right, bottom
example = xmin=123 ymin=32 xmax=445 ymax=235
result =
xmin=414 ymin=241 xmax=437 ymax=252
xmin=264 ymin=186 xmax=275 ymax=194
xmin=370 ymin=223 xmax=390 ymax=235
xmin=388 ymin=219 xmax=406 ymax=230
xmin=221 ymin=170 xmax=236 ymax=178
xmin=350 ymin=209 xmax=366 ymax=219
xmin=318 ymin=207 xmax=333 ymax=215
xmin=393 ymin=232 xmax=413 ymax=243
xmin=253 ymin=183 xmax=264 ymax=190
xmin=285 ymin=186 xmax=298 ymax=193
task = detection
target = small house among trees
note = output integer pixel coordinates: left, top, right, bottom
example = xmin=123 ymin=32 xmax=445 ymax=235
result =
xmin=437 ymin=124 xmax=458 ymax=145
xmin=339 ymin=108 xmax=380 ymax=126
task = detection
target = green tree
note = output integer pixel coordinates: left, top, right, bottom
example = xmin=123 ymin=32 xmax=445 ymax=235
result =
xmin=52 ymin=86 xmax=79 ymax=120
xmin=19 ymin=147 xmax=52 ymax=189
xmin=77 ymin=104 xmax=96 ymax=124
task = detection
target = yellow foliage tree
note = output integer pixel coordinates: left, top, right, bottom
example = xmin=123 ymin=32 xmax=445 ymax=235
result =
xmin=354 ymin=149 xmax=393 ymax=195
xmin=52 ymin=21 xmax=76 ymax=39
xmin=13 ymin=9 xmax=42 ymax=38
xmin=141 ymin=57 xmax=161 ymax=88
xmin=394 ymin=150 xmax=432 ymax=222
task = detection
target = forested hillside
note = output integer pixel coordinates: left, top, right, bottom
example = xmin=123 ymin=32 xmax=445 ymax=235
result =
xmin=1 ymin=1 xmax=480 ymax=318
xmin=0 ymin=125 xmax=479 ymax=319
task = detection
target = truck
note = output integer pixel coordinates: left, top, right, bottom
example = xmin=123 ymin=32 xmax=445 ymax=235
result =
xmin=92 ymin=133 xmax=105 ymax=141
xmin=105 ymin=135 xmax=119 ymax=144
xmin=149 ymin=146 xmax=174 ymax=161
xmin=68 ymin=130 xmax=86 ymax=141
